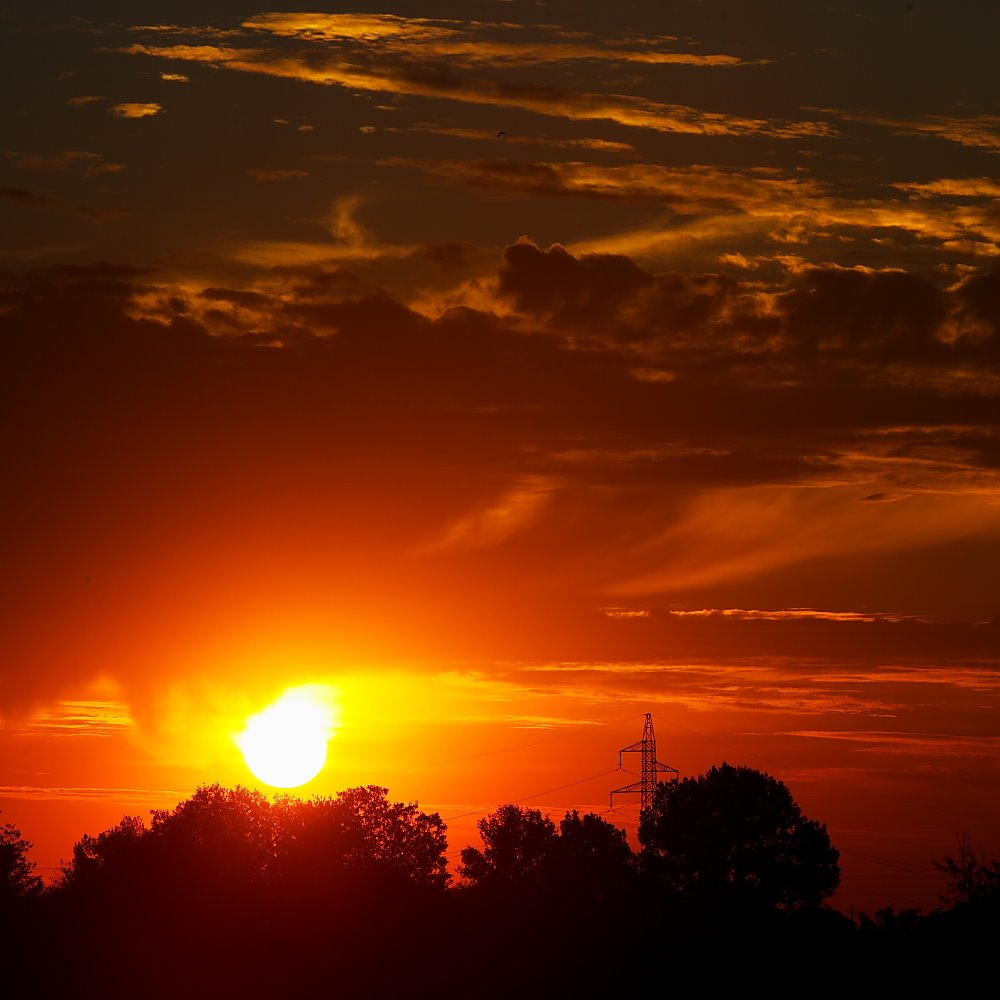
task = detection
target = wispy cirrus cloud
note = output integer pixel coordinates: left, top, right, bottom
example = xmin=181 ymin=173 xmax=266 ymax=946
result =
xmin=666 ymin=608 xmax=929 ymax=623
xmin=240 ymin=12 xmax=767 ymax=68
xmin=0 ymin=784 xmax=186 ymax=803
xmin=784 ymin=731 xmax=1000 ymax=758
xmin=19 ymin=700 xmax=134 ymax=739
xmin=246 ymin=167 xmax=308 ymax=182
xmin=389 ymin=124 xmax=635 ymax=153
xmin=894 ymin=177 xmax=1000 ymax=198
xmin=373 ymin=158 xmax=999 ymax=269
xmin=119 ymin=30 xmax=828 ymax=139
xmin=816 ymin=108 xmax=1000 ymax=153
xmin=381 ymin=159 xmax=824 ymax=206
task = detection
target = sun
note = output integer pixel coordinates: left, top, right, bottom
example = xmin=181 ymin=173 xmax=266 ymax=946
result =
xmin=235 ymin=685 xmax=339 ymax=788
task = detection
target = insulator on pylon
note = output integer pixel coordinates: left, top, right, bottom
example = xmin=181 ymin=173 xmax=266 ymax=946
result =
xmin=610 ymin=712 xmax=678 ymax=814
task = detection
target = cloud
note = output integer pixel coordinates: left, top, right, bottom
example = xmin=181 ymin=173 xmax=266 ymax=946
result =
xmin=1 ymin=248 xmax=998 ymax=720
xmin=665 ymin=608 xmax=926 ymax=624
xmin=109 ymin=102 xmax=162 ymax=119
xmin=895 ymin=177 xmax=1000 ymax=198
xmin=397 ymin=125 xmax=634 ymax=152
xmin=246 ymin=168 xmax=308 ymax=182
xmin=66 ymin=95 xmax=103 ymax=106
xmin=817 ymin=109 xmax=1000 ymax=153
xmin=0 ymin=186 xmax=50 ymax=206
xmin=240 ymin=12 xmax=767 ymax=69
xmin=120 ymin=42 xmax=832 ymax=138
xmin=605 ymin=485 xmax=1000 ymax=597
xmin=378 ymin=159 xmax=1000 ymax=269
xmin=4 ymin=150 xmax=125 ymax=176
xmin=783 ymin=731 xmax=1000 ymax=758
xmin=857 ymin=492 xmax=907 ymax=503
xmin=419 ymin=475 xmax=560 ymax=552
xmin=159 ymin=72 xmax=189 ymax=82
xmin=0 ymin=785 xmax=186 ymax=803
xmin=384 ymin=159 xmax=822 ymax=206
xmin=18 ymin=700 xmax=134 ymax=738
xmin=0 ymin=183 xmax=125 ymax=221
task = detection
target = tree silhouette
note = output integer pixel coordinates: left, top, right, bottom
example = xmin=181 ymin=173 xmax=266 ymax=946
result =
xmin=934 ymin=833 xmax=1000 ymax=909
xmin=58 ymin=783 xmax=449 ymax=898
xmin=271 ymin=785 xmax=450 ymax=890
xmin=550 ymin=809 xmax=636 ymax=899
xmin=0 ymin=814 xmax=42 ymax=903
xmin=46 ymin=785 xmax=452 ymax=999
xmin=59 ymin=814 xmax=149 ymax=895
xmin=459 ymin=804 xmax=558 ymax=888
xmin=148 ymin=784 xmax=275 ymax=890
xmin=639 ymin=762 xmax=840 ymax=912
xmin=459 ymin=804 xmax=635 ymax=900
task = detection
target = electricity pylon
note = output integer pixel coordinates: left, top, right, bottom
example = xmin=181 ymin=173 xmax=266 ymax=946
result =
xmin=610 ymin=713 xmax=678 ymax=814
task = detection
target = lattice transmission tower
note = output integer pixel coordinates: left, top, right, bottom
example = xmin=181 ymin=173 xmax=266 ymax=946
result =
xmin=610 ymin=712 xmax=678 ymax=814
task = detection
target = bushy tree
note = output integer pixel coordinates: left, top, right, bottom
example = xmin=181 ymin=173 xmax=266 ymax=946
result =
xmin=0 ymin=814 xmax=43 ymax=902
xmin=149 ymin=784 xmax=275 ymax=888
xmin=639 ymin=762 xmax=840 ymax=912
xmin=59 ymin=814 xmax=148 ymax=892
xmin=459 ymin=804 xmax=634 ymax=898
xmin=58 ymin=783 xmax=449 ymax=896
xmin=459 ymin=804 xmax=558 ymax=888
xmin=550 ymin=810 xmax=636 ymax=898
xmin=272 ymin=785 xmax=450 ymax=890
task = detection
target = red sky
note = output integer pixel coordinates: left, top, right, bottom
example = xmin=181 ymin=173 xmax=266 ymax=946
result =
xmin=2 ymin=0 xmax=999 ymax=916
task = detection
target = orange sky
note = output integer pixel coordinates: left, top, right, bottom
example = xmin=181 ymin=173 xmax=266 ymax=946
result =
xmin=1 ymin=0 xmax=999 ymax=917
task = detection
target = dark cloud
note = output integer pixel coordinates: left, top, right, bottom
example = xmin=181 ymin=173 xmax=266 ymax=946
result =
xmin=497 ymin=239 xmax=651 ymax=333
xmin=0 ymin=187 xmax=50 ymax=206
xmin=953 ymin=269 xmax=1000 ymax=343
xmin=774 ymin=266 xmax=947 ymax=362
xmin=858 ymin=492 xmax=906 ymax=503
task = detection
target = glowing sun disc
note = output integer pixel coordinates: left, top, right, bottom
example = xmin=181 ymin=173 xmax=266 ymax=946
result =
xmin=235 ymin=685 xmax=338 ymax=788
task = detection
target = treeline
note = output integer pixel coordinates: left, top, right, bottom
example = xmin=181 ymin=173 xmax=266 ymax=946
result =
xmin=2 ymin=765 xmax=998 ymax=996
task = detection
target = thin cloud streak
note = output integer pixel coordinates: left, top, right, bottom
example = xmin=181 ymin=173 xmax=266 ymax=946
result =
xmin=121 ymin=42 xmax=833 ymax=138
xmin=0 ymin=785 xmax=188 ymax=803
xmin=241 ymin=12 xmax=768 ymax=68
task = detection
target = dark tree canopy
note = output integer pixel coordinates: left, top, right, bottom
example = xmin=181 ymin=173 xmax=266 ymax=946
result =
xmin=0 ymin=814 xmax=43 ymax=903
xmin=60 ymin=814 xmax=148 ymax=893
xmin=459 ymin=804 xmax=635 ymax=899
xmin=58 ymin=783 xmax=450 ymax=896
xmin=639 ymin=762 xmax=840 ymax=912
xmin=271 ymin=785 xmax=451 ymax=890
xmin=550 ymin=809 xmax=636 ymax=898
xmin=459 ymin=804 xmax=557 ymax=888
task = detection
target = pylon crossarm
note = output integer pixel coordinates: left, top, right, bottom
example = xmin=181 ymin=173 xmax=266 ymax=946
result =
xmin=609 ymin=713 xmax=679 ymax=813
xmin=611 ymin=780 xmax=643 ymax=796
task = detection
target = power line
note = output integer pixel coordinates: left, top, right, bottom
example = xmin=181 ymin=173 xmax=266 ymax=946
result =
xmin=441 ymin=767 xmax=621 ymax=824
xmin=336 ymin=710 xmax=647 ymax=785
xmin=839 ymin=847 xmax=941 ymax=876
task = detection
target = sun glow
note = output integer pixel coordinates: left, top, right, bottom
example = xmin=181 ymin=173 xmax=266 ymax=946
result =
xmin=235 ymin=685 xmax=340 ymax=788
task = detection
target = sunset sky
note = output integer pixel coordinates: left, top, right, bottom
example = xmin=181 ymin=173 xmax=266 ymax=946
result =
xmin=2 ymin=0 xmax=999 ymax=916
